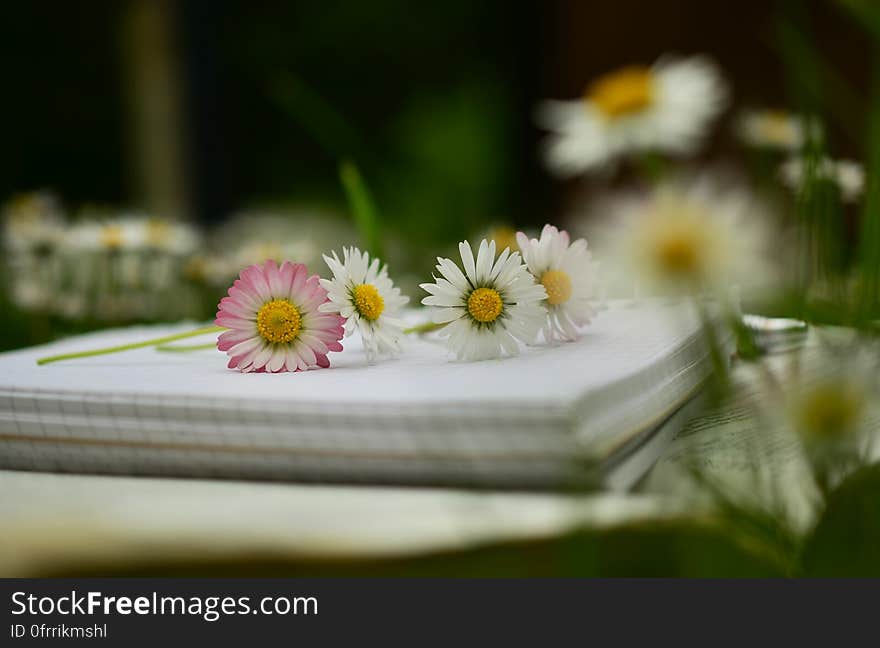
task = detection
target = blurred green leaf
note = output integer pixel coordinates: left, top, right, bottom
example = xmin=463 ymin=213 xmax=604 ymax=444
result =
xmin=47 ymin=520 xmax=784 ymax=577
xmin=339 ymin=160 xmax=384 ymax=259
xmin=773 ymin=2 xmax=863 ymax=146
xmin=856 ymin=47 xmax=880 ymax=322
xmin=802 ymin=464 xmax=880 ymax=576
xmin=383 ymin=81 xmax=512 ymax=250
xmin=834 ymin=0 xmax=880 ymax=39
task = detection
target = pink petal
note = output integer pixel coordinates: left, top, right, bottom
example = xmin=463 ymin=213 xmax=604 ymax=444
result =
xmin=298 ymin=277 xmax=329 ymax=311
xmin=241 ymin=264 xmax=271 ymax=302
xmin=303 ymin=313 xmax=346 ymax=329
xmin=264 ymin=259 xmax=285 ymax=297
xmin=288 ymin=263 xmax=307 ymax=301
xmin=250 ymin=345 xmax=273 ymax=371
xmin=297 ymin=332 xmax=329 ymax=355
xmin=266 ymin=347 xmax=286 ymax=373
xmin=227 ymin=336 xmax=262 ymax=357
xmin=285 ymin=347 xmax=305 ymax=371
xmin=229 ymin=282 xmax=261 ymax=310
xmin=217 ymin=329 xmax=256 ymax=352
xmin=309 ymin=326 xmax=345 ymax=343
xmin=215 ymin=315 xmax=256 ymax=330
xmin=218 ymin=296 xmax=255 ymax=320
xmin=294 ymin=340 xmax=317 ymax=367
xmin=228 ymin=342 xmax=262 ymax=370
xmin=279 ymin=261 xmax=296 ymax=293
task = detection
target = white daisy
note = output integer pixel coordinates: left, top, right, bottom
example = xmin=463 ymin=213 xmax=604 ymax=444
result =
xmin=2 ymin=191 xmax=66 ymax=253
xmin=736 ymin=109 xmax=817 ymax=152
xmin=65 ymin=215 xmax=148 ymax=252
xmin=767 ymin=338 xmax=880 ymax=490
xmin=420 ymin=239 xmax=547 ymax=361
xmin=537 ymin=55 xmax=728 ymax=177
xmin=780 ymin=157 xmax=865 ymax=203
xmin=319 ymin=246 xmax=409 ymax=362
xmin=142 ymin=217 xmax=201 ymax=255
xmin=592 ymin=176 xmax=777 ymax=297
xmin=516 ymin=224 xmax=602 ymax=342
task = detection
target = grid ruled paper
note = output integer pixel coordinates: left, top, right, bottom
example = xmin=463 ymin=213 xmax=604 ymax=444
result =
xmin=0 ymin=300 xmax=715 ymax=487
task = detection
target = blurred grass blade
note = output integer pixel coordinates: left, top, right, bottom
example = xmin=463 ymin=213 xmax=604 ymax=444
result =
xmin=772 ymin=4 xmax=863 ymax=145
xmin=858 ymin=49 xmax=880 ymax=321
xmin=339 ymin=160 xmax=384 ymax=259
xmin=835 ymin=0 xmax=880 ymax=39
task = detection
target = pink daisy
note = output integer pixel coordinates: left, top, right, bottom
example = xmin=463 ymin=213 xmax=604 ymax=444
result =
xmin=215 ymin=260 xmax=344 ymax=373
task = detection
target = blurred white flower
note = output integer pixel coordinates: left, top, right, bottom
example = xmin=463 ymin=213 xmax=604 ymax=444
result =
xmin=65 ymin=215 xmax=149 ymax=252
xmin=142 ymin=218 xmax=201 ymax=255
xmin=736 ymin=110 xmax=818 ymax=152
xmin=2 ymin=191 xmax=66 ymax=253
xmin=10 ymin=279 xmax=51 ymax=311
xmin=50 ymin=212 xmax=205 ymax=320
xmin=208 ymin=209 xmax=358 ymax=286
xmin=779 ymin=157 xmax=865 ymax=203
xmin=590 ymin=176 xmax=777 ymax=297
xmin=516 ymin=224 xmax=602 ymax=342
xmin=481 ymin=225 xmax=520 ymax=254
xmin=537 ymin=56 xmax=728 ymax=177
xmin=774 ymin=337 xmax=880 ymax=491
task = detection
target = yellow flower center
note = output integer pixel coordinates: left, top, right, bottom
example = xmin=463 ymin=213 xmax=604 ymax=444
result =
xmin=146 ymin=219 xmax=170 ymax=246
xmin=655 ymin=235 xmax=703 ymax=277
xmin=352 ymin=283 xmax=384 ymax=321
xmin=487 ymin=226 xmax=519 ymax=254
xmin=467 ymin=287 xmax=503 ymax=323
xmin=101 ymin=225 xmax=124 ymax=249
xmin=540 ymin=270 xmax=573 ymax=306
xmin=256 ymin=298 xmax=302 ymax=344
xmin=183 ymin=256 xmax=207 ymax=281
xmin=587 ymin=66 xmax=654 ymax=119
xmin=762 ymin=111 xmax=793 ymax=137
xmin=793 ymin=382 xmax=865 ymax=442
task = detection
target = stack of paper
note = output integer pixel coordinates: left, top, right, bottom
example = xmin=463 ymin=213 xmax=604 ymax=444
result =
xmin=0 ymin=301 xmax=716 ymax=489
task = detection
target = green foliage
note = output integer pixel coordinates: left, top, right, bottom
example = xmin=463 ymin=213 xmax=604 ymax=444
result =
xmin=47 ymin=519 xmax=784 ymax=578
xmin=339 ymin=160 xmax=384 ymax=259
xmin=381 ymin=81 xmax=513 ymax=250
xmin=802 ymin=464 xmax=880 ymax=576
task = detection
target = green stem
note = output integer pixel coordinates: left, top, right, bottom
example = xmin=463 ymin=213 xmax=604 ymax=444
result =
xmin=155 ymin=342 xmax=219 ymax=353
xmin=694 ymin=299 xmax=732 ymax=402
xmin=339 ymin=160 xmax=384 ymax=260
xmin=36 ymin=326 xmax=225 ymax=366
xmin=403 ymin=321 xmax=446 ymax=335
xmin=634 ymin=152 xmax=666 ymax=185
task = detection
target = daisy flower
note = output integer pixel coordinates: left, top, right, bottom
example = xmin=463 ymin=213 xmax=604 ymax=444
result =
xmin=420 ymin=239 xmax=547 ymax=361
xmin=483 ymin=225 xmax=520 ymax=254
xmin=516 ymin=224 xmax=601 ymax=342
xmin=2 ymin=190 xmax=66 ymax=254
xmin=319 ymin=246 xmax=409 ymax=362
xmin=142 ymin=217 xmax=201 ymax=255
xmin=779 ymin=157 xmax=865 ymax=203
xmin=215 ymin=260 xmax=344 ymax=373
xmin=763 ymin=337 xmax=880 ymax=491
xmin=210 ymin=209 xmax=358 ymax=286
xmin=736 ymin=109 xmax=817 ymax=152
xmin=592 ymin=176 xmax=776 ymax=297
xmin=537 ymin=55 xmax=728 ymax=177
xmin=66 ymin=216 xmax=148 ymax=252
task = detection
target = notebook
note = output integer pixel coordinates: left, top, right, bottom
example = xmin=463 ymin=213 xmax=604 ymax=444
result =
xmin=0 ymin=300 xmax=719 ymax=489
